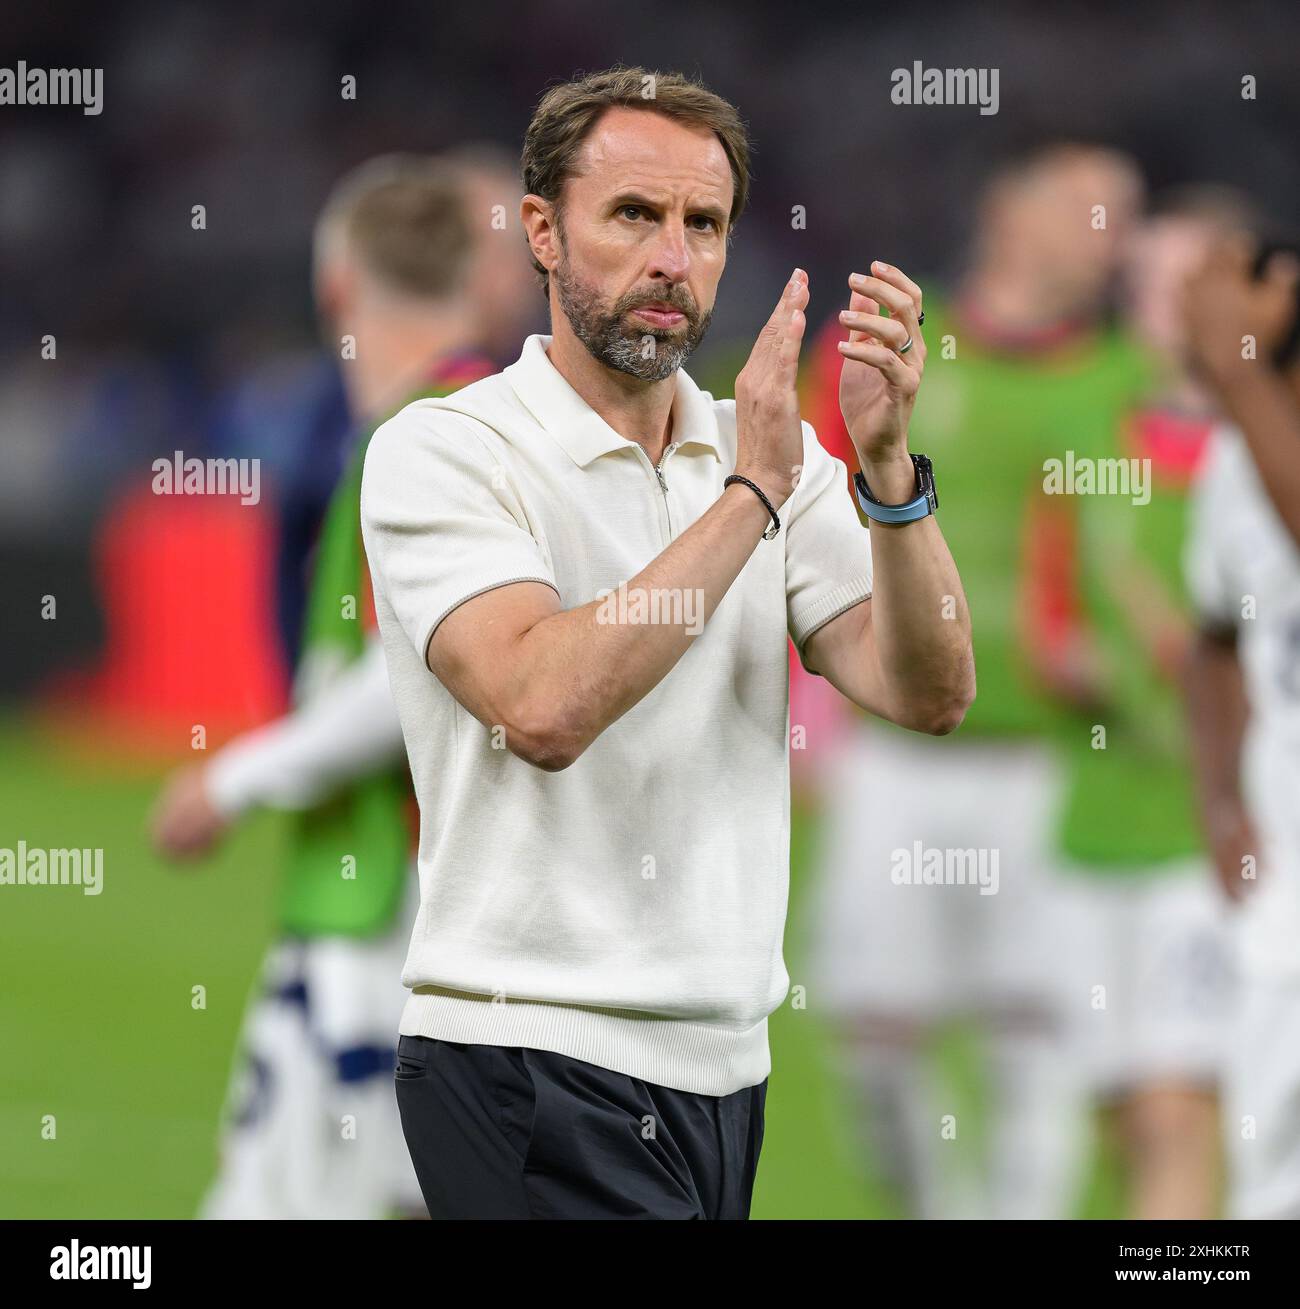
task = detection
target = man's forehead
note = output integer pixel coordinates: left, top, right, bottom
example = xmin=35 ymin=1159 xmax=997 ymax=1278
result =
xmin=1137 ymin=219 xmax=1213 ymax=266
xmin=1008 ymin=153 xmax=1137 ymax=203
xmin=571 ymin=106 xmax=733 ymax=201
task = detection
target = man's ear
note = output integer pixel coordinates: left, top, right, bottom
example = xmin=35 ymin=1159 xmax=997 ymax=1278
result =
xmin=313 ymin=255 xmax=356 ymax=334
xmin=520 ymin=193 xmax=560 ymax=277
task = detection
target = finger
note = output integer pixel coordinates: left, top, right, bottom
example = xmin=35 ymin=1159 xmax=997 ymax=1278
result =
xmin=839 ymin=307 xmax=909 ymax=350
xmin=842 ymin=294 xmax=925 ymax=365
xmin=782 ymin=269 xmax=811 ymax=337
xmin=769 ymin=268 xmax=807 ymax=330
xmin=837 ymin=337 xmax=918 ymax=389
xmin=849 ymin=272 xmax=917 ymax=326
xmin=842 ymin=289 xmax=879 ymax=344
xmin=756 ymin=268 xmax=808 ymax=363
xmin=776 ymin=272 xmax=810 ymax=367
xmin=869 ymin=259 xmax=924 ymax=314
xmin=778 ymin=305 xmax=808 ymax=372
xmin=848 ymin=275 xmax=924 ymax=365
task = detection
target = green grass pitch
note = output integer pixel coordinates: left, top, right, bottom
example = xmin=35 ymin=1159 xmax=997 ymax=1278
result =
xmin=0 ymin=714 xmax=1116 ymax=1218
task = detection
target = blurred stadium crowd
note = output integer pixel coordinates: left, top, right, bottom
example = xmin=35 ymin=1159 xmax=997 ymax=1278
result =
xmin=3 ymin=0 xmax=1297 ymax=693
xmin=3 ymin=0 xmax=1299 ymax=1220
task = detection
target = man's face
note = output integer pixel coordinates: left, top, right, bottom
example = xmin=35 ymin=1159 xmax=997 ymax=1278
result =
xmin=999 ymin=152 xmax=1143 ymax=315
xmin=1123 ymin=216 xmax=1219 ymax=363
xmin=539 ymin=106 xmax=733 ymax=381
xmin=460 ymin=165 xmax=542 ymax=360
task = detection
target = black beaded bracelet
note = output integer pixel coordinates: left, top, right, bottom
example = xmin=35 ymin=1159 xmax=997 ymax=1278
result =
xmin=724 ymin=474 xmax=781 ymax=540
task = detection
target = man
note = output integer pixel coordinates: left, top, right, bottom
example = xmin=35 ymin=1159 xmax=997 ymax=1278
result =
xmin=150 ymin=152 xmax=533 ymax=1217
xmin=804 ymin=144 xmax=1146 ymax=1218
xmin=1032 ymin=189 xmax=1258 ymax=1219
xmin=360 ymin=66 xmax=973 ymax=1220
xmin=1184 ymin=235 xmax=1300 ymax=1218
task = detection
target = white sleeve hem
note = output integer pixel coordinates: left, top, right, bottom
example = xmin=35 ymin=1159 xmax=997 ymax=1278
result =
xmin=419 ymin=576 xmax=562 ymax=660
xmin=789 ymin=575 xmax=873 ymax=653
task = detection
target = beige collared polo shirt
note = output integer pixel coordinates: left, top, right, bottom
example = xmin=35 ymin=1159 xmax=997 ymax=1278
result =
xmin=361 ymin=333 xmax=872 ymax=1094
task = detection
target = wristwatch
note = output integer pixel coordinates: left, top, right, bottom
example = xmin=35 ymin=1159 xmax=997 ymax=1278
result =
xmin=853 ymin=453 xmax=938 ymax=524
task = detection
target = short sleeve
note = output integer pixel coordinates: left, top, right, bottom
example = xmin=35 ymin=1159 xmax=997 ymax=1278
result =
xmin=785 ymin=420 xmax=873 ymax=666
xmin=360 ymin=402 xmax=559 ymax=660
xmin=1184 ymin=428 xmax=1240 ymax=630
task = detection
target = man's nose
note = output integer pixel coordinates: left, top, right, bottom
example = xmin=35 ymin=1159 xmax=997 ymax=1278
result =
xmin=646 ymin=221 xmax=691 ymax=285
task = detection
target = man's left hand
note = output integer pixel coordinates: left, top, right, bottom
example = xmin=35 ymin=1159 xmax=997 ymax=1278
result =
xmin=837 ymin=260 xmax=926 ymax=501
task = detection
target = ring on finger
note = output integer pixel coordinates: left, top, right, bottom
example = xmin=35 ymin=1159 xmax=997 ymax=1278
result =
xmin=898 ymin=335 xmax=914 ymax=355
xmin=917 ymin=310 xmax=926 ymax=326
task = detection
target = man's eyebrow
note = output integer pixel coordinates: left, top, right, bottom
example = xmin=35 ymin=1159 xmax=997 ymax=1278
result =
xmin=609 ymin=191 xmax=729 ymax=224
xmin=609 ymin=190 xmax=666 ymax=212
xmin=689 ymin=198 xmax=730 ymax=225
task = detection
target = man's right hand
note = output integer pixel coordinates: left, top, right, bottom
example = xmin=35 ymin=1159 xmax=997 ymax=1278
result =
xmin=733 ymin=268 xmax=810 ymax=507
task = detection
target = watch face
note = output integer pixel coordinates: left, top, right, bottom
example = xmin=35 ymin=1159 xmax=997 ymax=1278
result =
xmin=914 ymin=454 xmax=937 ymax=509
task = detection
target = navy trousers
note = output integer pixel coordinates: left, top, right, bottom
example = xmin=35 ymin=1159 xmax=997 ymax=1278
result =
xmin=394 ymin=1035 xmax=767 ymax=1219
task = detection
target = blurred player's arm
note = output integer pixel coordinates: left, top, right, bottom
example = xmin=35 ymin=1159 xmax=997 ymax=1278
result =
xmin=1018 ymin=490 xmax=1110 ymax=710
xmin=207 ymin=638 xmax=403 ymax=811
xmin=150 ymin=638 xmax=404 ymax=857
xmin=1185 ymin=622 xmax=1255 ymax=902
xmin=1183 ymin=433 xmax=1258 ymax=902
xmin=1208 ymin=370 xmax=1300 ymax=548
xmin=1185 ymin=241 xmax=1300 ymax=548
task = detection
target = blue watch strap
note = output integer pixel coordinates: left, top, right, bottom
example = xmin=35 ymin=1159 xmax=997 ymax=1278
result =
xmin=853 ymin=468 xmax=936 ymax=523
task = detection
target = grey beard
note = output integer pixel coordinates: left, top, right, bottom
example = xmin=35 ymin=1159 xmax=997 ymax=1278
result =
xmin=554 ymin=264 xmax=711 ymax=382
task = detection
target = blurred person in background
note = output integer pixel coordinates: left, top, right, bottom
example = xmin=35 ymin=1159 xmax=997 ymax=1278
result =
xmin=1183 ymin=233 xmax=1300 ymax=1218
xmin=276 ymin=144 xmax=540 ymax=668
xmin=805 ymin=143 xmax=1146 ymax=1218
xmin=1028 ymin=188 xmax=1259 ymax=1218
xmin=270 ymin=358 xmax=351 ymax=671
xmin=148 ymin=152 xmax=534 ymax=1218
xmin=441 ymin=143 xmax=551 ymax=366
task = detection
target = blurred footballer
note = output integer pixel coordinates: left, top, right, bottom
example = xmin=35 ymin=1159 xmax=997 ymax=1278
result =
xmin=360 ymin=66 xmax=974 ymax=1219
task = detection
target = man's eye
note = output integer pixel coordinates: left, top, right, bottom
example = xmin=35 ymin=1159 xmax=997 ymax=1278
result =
xmin=690 ymin=215 xmax=718 ymax=231
xmin=620 ymin=205 xmax=644 ymax=221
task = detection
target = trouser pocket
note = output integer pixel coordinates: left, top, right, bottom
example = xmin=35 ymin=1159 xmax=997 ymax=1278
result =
xmin=394 ymin=1034 xmax=433 ymax=1081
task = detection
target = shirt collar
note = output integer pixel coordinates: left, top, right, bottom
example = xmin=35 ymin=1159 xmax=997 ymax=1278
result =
xmin=504 ymin=333 xmax=722 ymax=467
